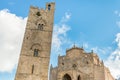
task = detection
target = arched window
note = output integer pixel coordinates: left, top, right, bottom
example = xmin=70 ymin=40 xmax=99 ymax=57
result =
xmin=63 ymin=74 xmax=71 ymax=80
xmin=34 ymin=49 xmax=38 ymax=57
xmin=77 ymin=75 xmax=81 ymax=80
xmin=48 ymin=4 xmax=51 ymax=11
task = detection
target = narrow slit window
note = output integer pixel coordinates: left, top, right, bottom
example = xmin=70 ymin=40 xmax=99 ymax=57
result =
xmin=34 ymin=49 xmax=38 ymax=57
xmin=32 ymin=65 xmax=34 ymax=74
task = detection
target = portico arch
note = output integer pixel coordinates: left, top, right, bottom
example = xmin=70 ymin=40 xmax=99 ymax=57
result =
xmin=77 ymin=75 xmax=81 ymax=80
xmin=63 ymin=74 xmax=71 ymax=80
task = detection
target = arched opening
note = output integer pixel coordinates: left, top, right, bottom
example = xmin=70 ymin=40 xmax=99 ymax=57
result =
xmin=63 ymin=74 xmax=71 ymax=80
xmin=77 ymin=75 xmax=81 ymax=80
xmin=48 ymin=4 xmax=51 ymax=10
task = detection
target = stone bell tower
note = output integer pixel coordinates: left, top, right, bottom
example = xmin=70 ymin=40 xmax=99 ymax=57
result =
xmin=15 ymin=2 xmax=55 ymax=80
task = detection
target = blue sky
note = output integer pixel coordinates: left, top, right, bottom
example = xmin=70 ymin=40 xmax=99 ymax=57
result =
xmin=0 ymin=0 xmax=120 ymax=80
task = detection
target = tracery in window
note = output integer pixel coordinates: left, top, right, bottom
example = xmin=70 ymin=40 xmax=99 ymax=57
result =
xmin=38 ymin=24 xmax=43 ymax=30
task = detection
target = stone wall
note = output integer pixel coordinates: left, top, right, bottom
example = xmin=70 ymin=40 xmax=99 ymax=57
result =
xmin=15 ymin=2 xmax=55 ymax=80
xmin=50 ymin=46 xmax=114 ymax=80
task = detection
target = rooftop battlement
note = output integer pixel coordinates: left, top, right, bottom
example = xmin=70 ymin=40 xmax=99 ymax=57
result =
xmin=30 ymin=2 xmax=55 ymax=11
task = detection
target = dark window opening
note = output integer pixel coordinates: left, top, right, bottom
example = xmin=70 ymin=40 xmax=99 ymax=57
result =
xmin=62 ymin=63 xmax=64 ymax=65
xmin=26 ymin=37 xmax=28 ymax=39
xmin=48 ymin=4 xmax=51 ymax=11
xmin=86 ymin=61 xmax=89 ymax=64
xmin=38 ymin=24 xmax=43 ymax=30
xmin=63 ymin=74 xmax=71 ymax=80
xmin=36 ymin=12 xmax=41 ymax=16
xmin=78 ymin=75 xmax=81 ymax=80
xmin=34 ymin=49 xmax=38 ymax=57
xmin=32 ymin=65 xmax=34 ymax=74
xmin=72 ymin=64 xmax=77 ymax=69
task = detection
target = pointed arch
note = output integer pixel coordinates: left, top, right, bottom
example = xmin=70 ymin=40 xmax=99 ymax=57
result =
xmin=31 ymin=43 xmax=42 ymax=57
xmin=31 ymin=43 xmax=42 ymax=51
xmin=63 ymin=74 xmax=71 ymax=80
xmin=77 ymin=75 xmax=81 ymax=80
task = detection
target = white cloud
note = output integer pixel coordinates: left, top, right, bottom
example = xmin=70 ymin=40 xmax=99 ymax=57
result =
xmin=60 ymin=12 xmax=71 ymax=23
xmin=114 ymin=10 xmax=120 ymax=28
xmin=83 ymin=43 xmax=89 ymax=49
xmin=52 ymin=12 xmax=71 ymax=54
xmin=0 ymin=9 xmax=27 ymax=72
xmin=115 ymin=33 xmax=120 ymax=48
xmin=0 ymin=8 xmax=119 ymax=80
xmin=105 ymin=33 xmax=120 ymax=79
xmin=91 ymin=47 xmax=112 ymax=55
xmin=114 ymin=10 xmax=118 ymax=15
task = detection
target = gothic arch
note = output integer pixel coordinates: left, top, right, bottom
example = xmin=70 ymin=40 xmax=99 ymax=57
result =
xmin=31 ymin=43 xmax=42 ymax=51
xmin=77 ymin=75 xmax=81 ymax=80
xmin=63 ymin=74 xmax=71 ymax=80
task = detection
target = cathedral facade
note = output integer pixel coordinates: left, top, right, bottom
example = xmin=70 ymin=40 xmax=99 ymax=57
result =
xmin=50 ymin=46 xmax=114 ymax=80
xmin=15 ymin=2 xmax=114 ymax=80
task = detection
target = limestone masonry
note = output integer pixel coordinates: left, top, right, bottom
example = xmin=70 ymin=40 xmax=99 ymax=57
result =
xmin=15 ymin=2 xmax=55 ymax=80
xmin=15 ymin=2 xmax=114 ymax=80
xmin=50 ymin=46 xmax=114 ymax=80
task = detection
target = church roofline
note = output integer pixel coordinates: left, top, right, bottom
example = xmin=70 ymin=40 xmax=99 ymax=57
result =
xmin=66 ymin=45 xmax=84 ymax=53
